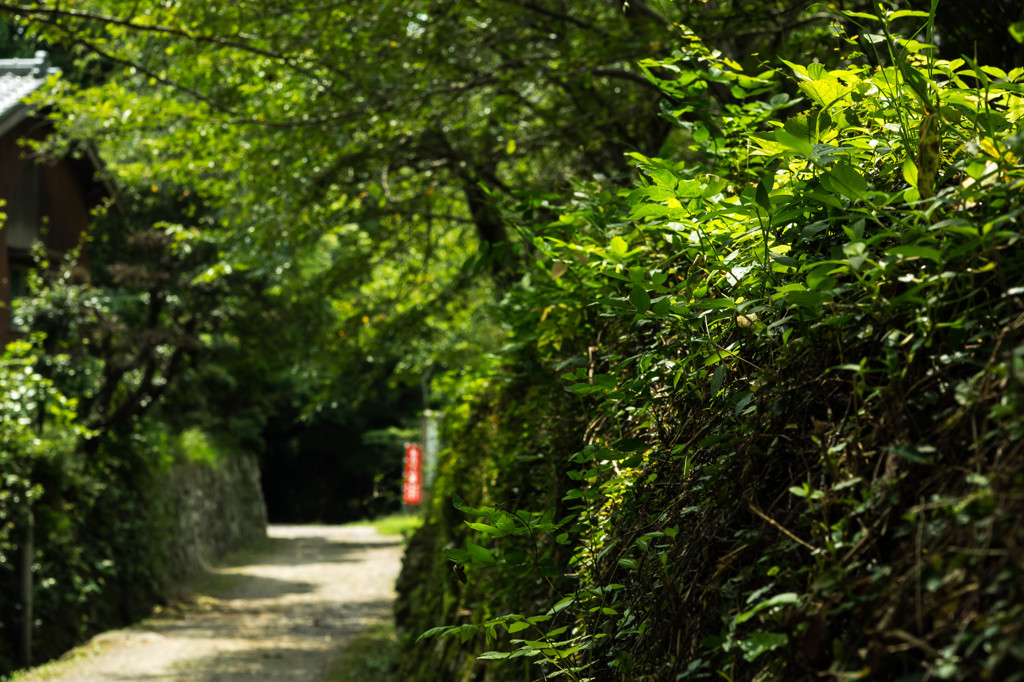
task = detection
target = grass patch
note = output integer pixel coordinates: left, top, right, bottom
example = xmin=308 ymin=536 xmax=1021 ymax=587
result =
xmin=1 ymin=636 xmax=113 ymax=682
xmin=349 ymin=512 xmax=424 ymax=538
xmin=326 ymin=621 xmax=401 ymax=682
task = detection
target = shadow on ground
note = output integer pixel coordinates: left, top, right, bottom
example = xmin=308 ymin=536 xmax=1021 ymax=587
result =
xmin=117 ymin=598 xmax=396 ymax=681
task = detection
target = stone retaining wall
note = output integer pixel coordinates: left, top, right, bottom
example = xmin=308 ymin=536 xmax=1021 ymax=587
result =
xmin=161 ymin=451 xmax=268 ymax=584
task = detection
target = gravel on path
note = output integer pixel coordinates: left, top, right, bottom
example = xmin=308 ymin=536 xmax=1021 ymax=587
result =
xmin=15 ymin=525 xmax=404 ymax=682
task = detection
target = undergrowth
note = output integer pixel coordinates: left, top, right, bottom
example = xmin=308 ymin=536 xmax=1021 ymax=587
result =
xmin=399 ymin=6 xmax=1024 ymax=682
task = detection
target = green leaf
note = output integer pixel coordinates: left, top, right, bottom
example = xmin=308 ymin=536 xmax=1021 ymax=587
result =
xmin=787 ymin=291 xmax=833 ymax=308
xmin=749 ymin=134 xmax=789 ymax=156
xmin=443 ymin=548 xmax=470 ymax=563
xmin=755 ymin=180 xmax=772 ymax=211
xmin=780 ymin=58 xmax=812 ymax=81
xmin=676 ymin=179 xmax=704 ymax=198
xmin=888 ymin=246 xmax=941 ymax=262
xmin=466 ymin=522 xmax=504 ymax=536
xmin=1011 ymin=21 xmax=1024 ymax=44
xmin=701 ymin=175 xmax=729 ymax=197
xmin=704 ymin=350 xmax=738 ymax=366
xmin=839 ymin=10 xmax=878 ymax=21
xmin=738 ymin=632 xmax=789 ymax=662
xmin=692 ymin=298 xmax=736 ymax=310
xmin=798 ymin=78 xmax=853 ymax=108
xmin=710 ymin=365 xmax=726 ymax=395
xmin=806 ymin=266 xmax=837 ymax=291
xmin=898 ymin=61 xmax=935 ymax=108
xmin=610 ymin=236 xmax=629 ymax=258
xmin=467 ymin=542 xmax=497 ymax=564
xmin=824 ymin=161 xmax=867 ymax=201
xmin=452 ymin=493 xmax=487 ymax=516
xmin=888 ymin=445 xmax=935 ymax=464
xmin=478 ymin=650 xmax=512 ymax=660
xmin=418 ymin=626 xmax=455 ymax=642
xmin=630 ymin=203 xmax=674 ymax=220
xmin=888 ymin=9 xmax=930 ymax=19
xmin=770 ymin=252 xmax=799 ymax=268
xmin=649 ymin=169 xmax=678 ymax=189
xmin=629 ymin=286 xmax=651 ymax=312
xmin=902 ymin=158 xmax=919 ymax=187
xmin=734 ymin=592 xmax=799 ymax=625
xmin=775 ymin=129 xmax=814 ymax=157
xmin=507 ymin=621 xmax=531 ymax=634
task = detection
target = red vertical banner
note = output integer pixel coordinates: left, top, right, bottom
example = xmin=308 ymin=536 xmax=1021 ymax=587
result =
xmin=403 ymin=443 xmax=423 ymax=505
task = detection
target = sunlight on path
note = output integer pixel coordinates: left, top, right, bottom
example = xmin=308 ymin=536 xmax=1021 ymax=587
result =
xmin=14 ymin=525 xmax=403 ymax=682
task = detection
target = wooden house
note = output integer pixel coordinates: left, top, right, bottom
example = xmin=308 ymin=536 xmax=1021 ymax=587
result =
xmin=0 ymin=51 xmax=109 ymax=347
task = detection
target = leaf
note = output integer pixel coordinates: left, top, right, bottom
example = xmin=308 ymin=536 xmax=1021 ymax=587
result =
xmin=770 ymin=253 xmax=799 ymax=268
xmin=807 ymin=63 xmax=827 ymax=80
xmin=824 ymin=161 xmax=867 ymax=201
xmin=780 ymin=58 xmax=812 ymax=81
xmin=710 ymin=365 xmax=726 ymax=395
xmin=452 ymin=494 xmax=488 ymax=516
xmin=787 ymin=291 xmax=832 ymax=308
xmin=901 ymin=158 xmax=919 ymax=187
xmin=466 ymin=522 xmax=504 ymax=536
xmin=888 ymin=445 xmax=934 ymax=464
xmin=609 ymin=236 xmax=629 ymax=258
xmin=649 ymin=169 xmax=678 ymax=189
xmin=630 ymin=203 xmax=674 ymax=220
xmin=755 ymin=180 xmax=772 ymax=211
xmin=629 ymin=286 xmax=651 ymax=312
xmin=735 ymin=592 xmax=799 ymax=624
xmin=798 ymin=78 xmax=853 ymax=108
xmin=478 ymin=650 xmax=512 ymax=660
xmin=738 ymin=632 xmax=789 ymax=662
xmin=749 ymin=134 xmax=789 ymax=156
xmin=467 ymin=542 xmax=497 ymax=564
xmin=704 ymin=350 xmax=738 ymax=366
xmin=692 ymin=298 xmax=736 ymax=310
xmin=1011 ymin=21 xmax=1024 ymax=44
xmin=551 ymin=596 xmax=575 ymax=613
xmin=443 ymin=548 xmax=470 ymax=563
xmin=775 ymin=129 xmax=813 ymax=157
xmin=675 ymin=179 xmax=703 ymax=198
xmin=507 ymin=621 xmax=531 ymax=634
xmin=418 ymin=626 xmax=455 ymax=642
xmin=701 ymin=175 xmax=729 ymax=197
xmin=888 ymin=9 xmax=930 ymax=19
xmin=839 ymin=10 xmax=878 ymax=21
xmin=888 ymin=246 xmax=941 ymax=262
xmin=806 ymin=266 xmax=837 ymax=291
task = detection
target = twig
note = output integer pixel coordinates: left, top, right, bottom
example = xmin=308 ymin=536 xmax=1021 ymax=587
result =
xmin=748 ymin=502 xmax=817 ymax=552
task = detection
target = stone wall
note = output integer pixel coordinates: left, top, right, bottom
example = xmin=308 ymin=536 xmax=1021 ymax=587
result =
xmin=161 ymin=451 xmax=268 ymax=585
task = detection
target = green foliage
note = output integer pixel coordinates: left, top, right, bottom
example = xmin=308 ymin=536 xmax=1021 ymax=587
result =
xmin=0 ymin=334 xmax=177 ymax=670
xmin=326 ymin=621 xmax=403 ymax=682
xmin=0 ymin=0 xmax=1021 ymax=678
xmin=402 ymin=8 xmax=1024 ymax=682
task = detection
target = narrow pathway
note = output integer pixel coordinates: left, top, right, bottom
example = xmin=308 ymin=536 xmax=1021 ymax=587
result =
xmin=16 ymin=525 xmax=404 ymax=682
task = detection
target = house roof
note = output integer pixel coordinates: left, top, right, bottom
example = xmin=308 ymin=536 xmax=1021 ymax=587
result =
xmin=0 ymin=51 xmax=58 ymax=139
xmin=0 ymin=50 xmax=117 ymax=210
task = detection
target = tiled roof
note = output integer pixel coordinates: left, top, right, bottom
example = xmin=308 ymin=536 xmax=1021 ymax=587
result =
xmin=0 ymin=51 xmax=58 ymax=135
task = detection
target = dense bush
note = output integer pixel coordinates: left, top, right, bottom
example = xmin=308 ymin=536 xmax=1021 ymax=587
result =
xmin=399 ymin=9 xmax=1024 ymax=681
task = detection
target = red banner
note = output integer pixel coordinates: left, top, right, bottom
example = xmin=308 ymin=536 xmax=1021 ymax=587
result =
xmin=403 ymin=443 xmax=423 ymax=505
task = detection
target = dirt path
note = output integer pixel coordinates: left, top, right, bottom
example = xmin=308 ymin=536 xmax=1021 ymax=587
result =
xmin=17 ymin=525 xmax=404 ymax=682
